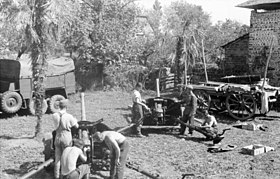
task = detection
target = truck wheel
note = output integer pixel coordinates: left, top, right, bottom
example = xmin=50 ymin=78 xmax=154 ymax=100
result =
xmin=29 ymin=99 xmax=48 ymax=115
xmin=49 ymin=95 xmax=65 ymax=113
xmin=1 ymin=91 xmax=23 ymax=113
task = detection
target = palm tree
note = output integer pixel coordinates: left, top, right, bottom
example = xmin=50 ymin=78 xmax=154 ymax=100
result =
xmin=1 ymin=0 xmax=81 ymax=137
xmin=174 ymin=23 xmax=201 ymax=86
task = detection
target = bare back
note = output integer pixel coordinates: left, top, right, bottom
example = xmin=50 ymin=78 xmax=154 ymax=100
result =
xmin=61 ymin=147 xmax=83 ymax=175
xmin=102 ymin=131 xmax=126 ymax=144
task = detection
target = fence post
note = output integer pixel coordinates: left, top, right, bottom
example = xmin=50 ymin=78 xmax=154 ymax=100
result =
xmin=81 ymin=92 xmax=86 ymax=121
xmin=156 ymin=78 xmax=160 ymax=97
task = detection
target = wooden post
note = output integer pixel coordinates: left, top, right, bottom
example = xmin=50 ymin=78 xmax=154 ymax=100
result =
xmin=156 ymin=78 xmax=160 ymax=97
xmin=262 ymin=37 xmax=274 ymax=91
xmin=81 ymin=92 xmax=86 ymax=121
xmin=202 ymin=39 xmax=208 ymax=82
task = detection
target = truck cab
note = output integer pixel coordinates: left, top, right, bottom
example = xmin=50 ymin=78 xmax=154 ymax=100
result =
xmin=0 ymin=55 xmax=76 ymax=115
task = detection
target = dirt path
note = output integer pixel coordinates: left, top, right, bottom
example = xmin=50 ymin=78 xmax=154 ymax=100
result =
xmin=1 ymin=91 xmax=280 ymax=179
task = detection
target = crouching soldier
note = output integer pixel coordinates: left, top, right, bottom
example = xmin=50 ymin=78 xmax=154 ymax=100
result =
xmin=61 ymin=139 xmax=90 ymax=179
xmin=92 ymin=131 xmax=129 ymax=179
xmin=198 ymin=110 xmax=218 ymax=140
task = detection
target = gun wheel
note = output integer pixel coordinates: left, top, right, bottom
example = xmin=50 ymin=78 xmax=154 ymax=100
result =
xmin=193 ymin=90 xmax=211 ymax=111
xmin=226 ymin=93 xmax=256 ymax=121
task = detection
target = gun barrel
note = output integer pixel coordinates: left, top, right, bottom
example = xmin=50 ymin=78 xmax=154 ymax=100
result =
xmin=18 ymin=158 xmax=54 ymax=179
xmin=126 ymin=162 xmax=161 ymax=179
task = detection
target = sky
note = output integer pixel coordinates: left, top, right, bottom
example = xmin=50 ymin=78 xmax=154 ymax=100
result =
xmin=137 ymin=0 xmax=251 ymax=25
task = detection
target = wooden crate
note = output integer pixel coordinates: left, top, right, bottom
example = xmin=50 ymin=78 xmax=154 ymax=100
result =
xmin=242 ymin=144 xmax=274 ymax=156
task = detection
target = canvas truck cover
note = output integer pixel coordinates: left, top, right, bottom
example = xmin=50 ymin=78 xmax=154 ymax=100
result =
xmin=19 ymin=54 xmax=75 ymax=78
xmin=0 ymin=59 xmax=21 ymax=81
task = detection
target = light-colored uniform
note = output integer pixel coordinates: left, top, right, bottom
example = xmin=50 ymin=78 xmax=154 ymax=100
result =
xmin=53 ymin=110 xmax=78 ymax=179
xmin=131 ymin=89 xmax=144 ymax=135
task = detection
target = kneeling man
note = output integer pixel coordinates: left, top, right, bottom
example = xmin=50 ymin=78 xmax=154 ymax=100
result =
xmin=198 ymin=110 xmax=218 ymax=140
xmin=92 ymin=131 xmax=129 ymax=179
xmin=61 ymin=139 xmax=90 ymax=179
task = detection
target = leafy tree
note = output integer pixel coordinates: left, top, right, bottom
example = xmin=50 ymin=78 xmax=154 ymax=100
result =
xmin=0 ymin=0 xmax=81 ymax=137
xmin=205 ymin=19 xmax=249 ymax=65
xmin=161 ymin=1 xmax=211 ymax=84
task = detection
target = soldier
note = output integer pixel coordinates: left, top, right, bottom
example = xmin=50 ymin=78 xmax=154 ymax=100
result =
xmin=131 ymin=82 xmax=150 ymax=137
xmin=52 ymin=99 xmax=79 ymax=179
xmin=179 ymin=85 xmax=197 ymax=136
xmin=199 ymin=110 xmax=218 ymax=140
xmin=61 ymin=139 xmax=90 ymax=179
xmin=92 ymin=131 xmax=129 ymax=179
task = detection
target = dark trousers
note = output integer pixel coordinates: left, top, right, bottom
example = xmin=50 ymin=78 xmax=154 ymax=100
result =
xmin=180 ymin=112 xmax=194 ymax=135
xmin=110 ymin=140 xmax=129 ymax=179
xmin=131 ymin=103 xmax=143 ymax=135
xmin=196 ymin=127 xmax=218 ymax=139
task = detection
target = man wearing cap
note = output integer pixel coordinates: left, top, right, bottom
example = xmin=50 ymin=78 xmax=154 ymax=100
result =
xmin=179 ymin=84 xmax=197 ymax=136
xmin=52 ymin=99 xmax=79 ymax=179
xmin=92 ymin=131 xmax=129 ymax=179
xmin=61 ymin=139 xmax=90 ymax=179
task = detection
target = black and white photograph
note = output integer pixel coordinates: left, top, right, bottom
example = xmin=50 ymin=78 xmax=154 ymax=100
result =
xmin=1 ymin=0 xmax=280 ymax=178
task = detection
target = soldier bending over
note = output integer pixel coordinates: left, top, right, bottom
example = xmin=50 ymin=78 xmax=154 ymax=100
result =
xmin=92 ymin=131 xmax=129 ymax=179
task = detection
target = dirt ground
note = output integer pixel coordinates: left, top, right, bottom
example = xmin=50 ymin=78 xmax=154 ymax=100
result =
xmin=1 ymin=91 xmax=280 ymax=179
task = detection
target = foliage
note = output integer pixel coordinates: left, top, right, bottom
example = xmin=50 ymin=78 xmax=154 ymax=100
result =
xmin=104 ymin=63 xmax=148 ymax=91
xmin=205 ymin=19 xmax=249 ymax=64
xmin=0 ymin=0 xmax=82 ymax=137
xmin=0 ymin=0 xmax=251 ymax=91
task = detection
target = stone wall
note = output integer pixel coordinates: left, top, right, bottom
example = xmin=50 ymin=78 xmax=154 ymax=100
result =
xmin=249 ymin=9 xmax=280 ymax=86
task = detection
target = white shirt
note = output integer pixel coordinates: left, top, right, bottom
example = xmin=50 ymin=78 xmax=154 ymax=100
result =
xmin=132 ymin=89 xmax=141 ymax=103
xmin=52 ymin=109 xmax=78 ymax=130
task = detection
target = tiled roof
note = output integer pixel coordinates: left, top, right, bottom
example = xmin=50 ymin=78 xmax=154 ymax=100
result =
xmin=237 ymin=0 xmax=280 ymax=10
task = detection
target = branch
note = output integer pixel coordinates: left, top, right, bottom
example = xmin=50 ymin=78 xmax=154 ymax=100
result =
xmin=121 ymin=0 xmax=139 ymax=9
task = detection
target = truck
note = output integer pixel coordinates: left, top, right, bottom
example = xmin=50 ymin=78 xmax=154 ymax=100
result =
xmin=0 ymin=54 xmax=76 ymax=115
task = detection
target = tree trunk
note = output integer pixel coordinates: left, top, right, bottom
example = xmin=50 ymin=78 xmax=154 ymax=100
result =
xmin=31 ymin=0 xmax=48 ymax=138
xmin=175 ymin=37 xmax=183 ymax=88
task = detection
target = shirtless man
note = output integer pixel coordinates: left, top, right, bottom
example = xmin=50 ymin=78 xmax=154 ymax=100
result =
xmin=92 ymin=131 xmax=129 ymax=179
xmin=61 ymin=139 xmax=90 ymax=179
xmin=199 ymin=110 xmax=218 ymax=140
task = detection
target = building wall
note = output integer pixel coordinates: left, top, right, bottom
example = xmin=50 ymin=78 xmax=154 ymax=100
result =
xmin=223 ymin=36 xmax=250 ymax=75
xmin=249 ymin=9 xmax=280 ymax=85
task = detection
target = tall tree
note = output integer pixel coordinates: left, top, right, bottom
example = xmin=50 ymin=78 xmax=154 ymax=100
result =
xmin=162 ymin=1 xmax=211 ymax=83
xmin=0 ymin=0 xmax=81 ymax=137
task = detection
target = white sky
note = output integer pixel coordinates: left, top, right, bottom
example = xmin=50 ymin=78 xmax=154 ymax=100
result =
xmin=137 ymin=0 xmax=251 ymax=25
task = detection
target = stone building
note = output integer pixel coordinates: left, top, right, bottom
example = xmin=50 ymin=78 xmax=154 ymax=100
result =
xmin=223 ymin=0 xmax=280 ymax=85
xmin=221 ymin=33 xmax=250 ymax=75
